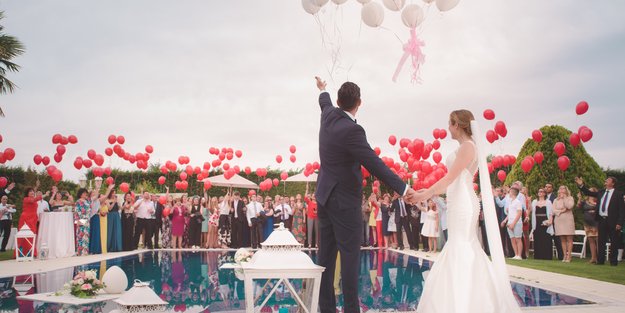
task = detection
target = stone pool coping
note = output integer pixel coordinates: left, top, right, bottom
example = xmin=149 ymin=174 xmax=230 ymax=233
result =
xmin=2 ymin=247 xmax=624 ymax=312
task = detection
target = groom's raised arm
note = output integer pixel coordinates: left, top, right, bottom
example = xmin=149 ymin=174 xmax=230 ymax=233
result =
xmin=315 ymin=76 xmax=333 ymax=112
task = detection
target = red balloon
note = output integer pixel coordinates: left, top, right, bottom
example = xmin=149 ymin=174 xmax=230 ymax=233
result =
xmin=521 ymin=158 xmax=533 ymax=173
xmin=483 ymin=109 xmax=495 ymax=120
xmin=0 ymin=177 xmax=8 ymax=188
xmin=290 ymin=155 xmax=296 ymax=163
xmin=218 ymin=153 xmax=225 ymax=161
xmin=487 ymin=163 xmax=494 ymax=174
xmin=51 ymin=169 xmax=63 ymax=182
xmin=56 ymin=145 xmax=66 ymax=156
xmin=439 ymin=129 xmax=447 ymax=140
xmin=244 ymin=166 xmax=252 ymax=175
xmin=94 ymin=154 xmax=104 ymax=166
xmin=569 ymin=133 xmax=581 ymax=147
xmin=158 ymin=195 xmax=167 ymax=205
xmin=33 ymin=154 xmax=42 ymax=165
xmin=486 ymin=130 xmax=498 ymax=143
xmin=494 ymin=121 xmax=507 ymax=138
xmin=120 ymin=182 xmax=130 ymax=193
xmin=203 ymin=180 xmax=212 ymax=190
xmin=93 ymin=167 xmax=104 ymax=177
xmin=533 ymin=151 xmax=544 ymax=164
xmin=167 ymin=161 xmax=177 ymax=172
xmin=145 ymin=145 xmax=154 ymax=154
xmin=185 ymin=165 xmax=193 ymax=175
xmin=532 ymin=130 xmax=542 ymax=143
xmin=554 ymin=142 xmax=566 ymax=157
xmin=60 ymin=136 xmax=69 ymax=145
xmin=388 ymin=135 xmax=397 ymax=146
xmin=289 ymin=145 xmax=296 ymax=154
xmin=162 ymin=207 xmax=171 ymax=217
xmin=276 ymin=155 xmax=283 ymax=163
xmin=313 ymin=162 xmax=320 ymax=170
xmin=411 ymin=139 xmax=424 ymax=157
xmin=107 ymin=135 xmax=117 ymax=144
xmin=576 ymin=101 xmax=589 ymax=115
xmin=223 ymin=163 xmax=230 ymax=171
xmin=3 ymin=148 xmax=15 ymax=161
xmin=83 ymin=159 xmax=93 ymax=168
xmin=53 ymin=153 xmax=63 ymax=163
xmin=557 ymin=155 xmax=570 ymax=171
xmin=433 ymin=151 xmax=442 ymax=164
xmin=503 ymin=155 xmax=513 ymax=167
xmin=399 ymin=138 xmax=410 ymax=149
xmin=180 ymin=172 xmax=188 ymax=181
xmin=226 ymin=152 xmax=233 ymax=160
xmin=432 ymin=140 xmax=441 ymax=150
xmin=432 ymin=129 xmax=441 ymax=139
xmin=492 ymin=156 xmax=502 ymax=168
xmin=104 ymin=167 xmax=112 ymax=176
xmin=68 ymin=135 xmax=78 ymax=144
xmin=158 ymin=176 xmax=166 ymax=185
xmin=105 ymin=177 xmax=114 ymax=185
xmin=280 ymin=171 xmax=288 ymax=181
xmin=116 ymin=135 xmax=125 ymax=144
xmin=212 ymin=159 xmax=221 ymax=168
xmin=579 ymin=127 xmax=593 ymax=143
xmin=235 ymin=150 xmax=242 ymax=158
xmin=497 ymin=170 xmax=506 ymax=182
xmin=52 ymin=134 xmax=62 ymax=144
xmin=42 ymin=156 xmax=50 ymax=166
xmin=105 ymin=147 xmax=113 ymax=156
xmin=374 ymin=147 xmax=381 ymax=156
xmin=87 ymin=149 xmax=96 ymax=160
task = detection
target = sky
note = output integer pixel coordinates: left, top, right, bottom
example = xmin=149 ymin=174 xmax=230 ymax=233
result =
xmin=1 ymin=0 xmax=624 ymax=182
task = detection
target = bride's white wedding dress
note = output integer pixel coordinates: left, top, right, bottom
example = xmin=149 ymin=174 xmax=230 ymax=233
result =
xmin=416 ymin=141 xmax=521 ymax=313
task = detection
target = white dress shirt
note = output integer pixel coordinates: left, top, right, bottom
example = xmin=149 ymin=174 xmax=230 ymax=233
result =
xmin=219 ymin=201 xmax=230 ymax=215
xmin=0 ymin=203 xmax=16 ymax=220
xmin=599 ymin=188 xmax=614 ymax=217
xmin=246 ymin=201 xmax=262 ymax=226
xmin=37 ymin=200 xmax=50 ymax=217
xmin=134 ymin=199 xmax=155 ymax=219
xmin=276 ymin=203 xmax=293 ymax=221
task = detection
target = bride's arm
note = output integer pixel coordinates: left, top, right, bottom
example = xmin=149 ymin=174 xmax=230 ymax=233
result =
xmin=416 ymin=142 xmax=475 ymax=201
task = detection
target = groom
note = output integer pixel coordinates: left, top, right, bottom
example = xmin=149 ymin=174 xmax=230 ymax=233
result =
xmin=314 ymin=77 xmax=416 ymax=313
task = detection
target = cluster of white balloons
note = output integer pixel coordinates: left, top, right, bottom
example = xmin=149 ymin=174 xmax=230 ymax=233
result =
xmin=302 ymin=0 xmax=461 ymax=28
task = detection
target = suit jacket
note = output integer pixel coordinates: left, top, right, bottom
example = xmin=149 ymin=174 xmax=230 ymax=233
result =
xmin=315 ymin=92 xmax=405 ymax=207
xmin=154 ymin=202 xmax=164 ymax=225
xmin=391 ymin=199 xmax=411 ymax=223
xmin=231 ymin=200 xmax=247 ymax=222
xmin=579 ymin=185 xmax=625 ymax=227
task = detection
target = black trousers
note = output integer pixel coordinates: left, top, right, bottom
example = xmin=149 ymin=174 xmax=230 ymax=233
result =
xmin=420 ymin=222 xmax=429 ymax=251
xmin=121 ymin=213 xmax=135 ymax=251
xmin=0 ymin=220 xmax=11 ymax=251
xmin=396 ymin=216 xmax=414 ymax=249
xmin=134 ymin=218 xmax=153 ymax=249
xmin=598 ymin=218 xmax=621 ymax=265
xmin=552 ymin=218 xmax=564 ymax=260
xmin=317 ymin=194 xmax=361 ymax=313
xmin=152 ymin=222 xmax=161 ymax=249
xmin=408 ymin=217 xmax=421 ymax=249
xmin=231 ymin=218 xmax=242 ymax=248
xmin=250 ymin=219 xmax=262 ymax=249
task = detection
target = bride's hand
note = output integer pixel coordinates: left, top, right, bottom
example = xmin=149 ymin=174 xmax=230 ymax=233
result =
xmin=413 ymin=189 xmax=430 ymax=204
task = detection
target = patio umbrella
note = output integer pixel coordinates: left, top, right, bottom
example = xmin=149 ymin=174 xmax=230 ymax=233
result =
xmin=201 ymin=173 xmax=259 ymax=189
xmin=284 ymin=172 xmax=317 ymax=182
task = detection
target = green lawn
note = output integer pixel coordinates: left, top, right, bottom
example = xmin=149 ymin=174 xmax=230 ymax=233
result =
xmin=0 ymin=249 xmax=14 ymax=261
xmin=506 ymin=256 xmax=625 ymax=285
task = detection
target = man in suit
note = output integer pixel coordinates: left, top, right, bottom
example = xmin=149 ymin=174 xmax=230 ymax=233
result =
xmin=314 ymin=77 xmax=416 ymax=313
xmin=545 ymin=183 xmax=564 ymax=260
xmin=576 ymin=176 xmax=625 ymax=266
xmin=230 ymin=192 xmax=247 ymax=248
xmin=150 ymin=194 xmax=164 ymax=249
xmin=391 ymin=192 xmax=415 ymax=250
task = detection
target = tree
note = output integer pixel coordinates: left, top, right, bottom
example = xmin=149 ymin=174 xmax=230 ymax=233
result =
xmin=0 ymin=11 xmax=25 ymax=117
xmin=506 ymin=125 xmax=605 ymax=227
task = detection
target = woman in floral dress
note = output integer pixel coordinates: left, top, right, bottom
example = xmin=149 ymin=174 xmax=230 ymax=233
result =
xmin=74 ymin=188 xmax=92 ymax=256
xmin=292 ymin=195 xmax=306 ymax=244
xmin=161 ymin=187 xmax=173 ymax=249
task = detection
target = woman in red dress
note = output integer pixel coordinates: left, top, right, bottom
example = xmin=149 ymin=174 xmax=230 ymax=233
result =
xmin=17 ymin=186 xmax=42 ymax=257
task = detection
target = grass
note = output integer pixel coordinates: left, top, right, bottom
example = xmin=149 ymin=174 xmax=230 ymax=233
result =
xmin=506 ymin=256 xmax=625 ymax=285
xmin=0 ymin=249 xmax=14 ymax=261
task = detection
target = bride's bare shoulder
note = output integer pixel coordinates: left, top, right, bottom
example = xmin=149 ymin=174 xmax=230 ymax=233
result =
xmin=457 ymin=141 xmax=476 ymax=157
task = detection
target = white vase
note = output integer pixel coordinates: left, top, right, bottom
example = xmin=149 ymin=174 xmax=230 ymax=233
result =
xmin=102 ymin=266 xmax=128 ymax=294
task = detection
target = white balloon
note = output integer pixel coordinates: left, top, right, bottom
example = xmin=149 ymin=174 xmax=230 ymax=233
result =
xmin=401 ymin=4 xmax=424 ymax=28
xmin=361 ymin=2 xmax=385 ymax=27
xmin=302 ymin=0 xmax=321 ymax=15
xmin=436 ymin=0 xmax=460 ymax=12
xmin=102 ymin=266 xmax=128 ymax=294
xmin=422 ymin=0 xmax=435 ymax=3
xmin=357 ymin=0 xmax=372 ymax=4
xmin=315 ymin=0 xmax=330 ymax=6
xmin=331 ymin=0 xmax=349 ymax=4
xmin=383 ymin=0 xmax=405 ymax=11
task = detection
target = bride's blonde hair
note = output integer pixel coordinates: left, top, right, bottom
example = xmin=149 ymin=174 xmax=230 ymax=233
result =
xmin=450 ymin=110 xmax=475 ymax=137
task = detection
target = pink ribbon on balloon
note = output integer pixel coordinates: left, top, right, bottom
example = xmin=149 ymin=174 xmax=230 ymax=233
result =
xmin=392 ymin=28 xmax=425 ymax=83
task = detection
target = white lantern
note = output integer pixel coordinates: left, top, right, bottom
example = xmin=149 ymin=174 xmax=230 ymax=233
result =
xmin=15 ymin=224 xmax=36 ymax=262
xmin=237 ymin=223 xmax=325 ymax=313
xmin=114 ymin=280 xmax=167 ymax=312
xmin=13 ymin=274 xmax=34 ymax=296
xmin=102 ymin=266 xmax=128 ymax=294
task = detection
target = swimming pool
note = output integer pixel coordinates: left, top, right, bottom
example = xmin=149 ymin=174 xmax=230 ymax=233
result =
xmin=0 ymin=250 xmax=592 ymax=312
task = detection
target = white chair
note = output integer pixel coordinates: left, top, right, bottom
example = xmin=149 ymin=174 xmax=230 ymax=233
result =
xmin=571 ymin=229 xmax=587 ymax=259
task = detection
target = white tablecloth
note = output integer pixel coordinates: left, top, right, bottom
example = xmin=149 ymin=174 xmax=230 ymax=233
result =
xmin=37 ymin=212 xmax=75 ymax=259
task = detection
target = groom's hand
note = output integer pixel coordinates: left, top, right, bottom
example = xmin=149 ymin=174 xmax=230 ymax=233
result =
xmin=404 ymin=188 xmax=418 ymax=204
xmin=315 ymin=76 xmax=327 ymax=91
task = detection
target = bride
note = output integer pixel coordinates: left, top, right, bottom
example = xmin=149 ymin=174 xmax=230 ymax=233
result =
xmin=413 ymin=110 xmax=521 ymax=312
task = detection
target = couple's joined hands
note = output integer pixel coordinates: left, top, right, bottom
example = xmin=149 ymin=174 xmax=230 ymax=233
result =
xmin=404 ymin=188 xmax=430 ymax=205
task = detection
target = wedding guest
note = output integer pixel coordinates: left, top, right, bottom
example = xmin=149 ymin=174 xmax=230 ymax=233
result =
xmin=501 ymin=187 xmax=523 ymax=260
xmin=247 ymin=195 xmax=263 ymax=249
xmin=553 ymin=185 xmax=575 ymax=263
xmin=408 ymin=199 xmax=421 ymax=249
xmin=292 ymin=194 xmax=306 ymax=245
xmin=152 ymin=194 xmax=164 ymax=249
xmin=0 ymin=182 xmax=15 ymax=199
xmin=171 ymin=198 xmax=186 ymax=249
xmin=74 ymin=188 xmax=91 ymax=256
xmin=421 ymin=199 xmax=440 ymax=253
xmin=36 ymin=190 xmax=50 ymax=217
xmin=121 ymin=192 xmax=135 ymax=251
xmin=433 ymin=196 xmax=448 ymax=242
xmin=89 ymin=184 xmax=114 ymax=254
xmin=361 ymin=194 xmax=370 ymax=247
xmin=392 ymin=192 xmax=414 ymax=250
xmin=207 ymin=197 xmax=220 ymax=248
xmin=230 ymin=191 xmax=246 ymax=248
xmin=181 ymin=194 xmax=191 ymax=247
xmin=188 ymin=196 xmax=203 ymax=248
xmin=133 ymin=191 xmax=156 ymax=249
xmin=418 ymin=197 xmax=429 ymax=252
xmin=201 ymin=194 xmax=210 ymax=248
xmin=545 ymin=183 xmax=563 ymax=260
xmin=387 ymin=194 xmax=398 ymax=248
xmin=521 ymin=186 xmax=532 ymax=259
xmin=494 ymin=187 xmax=514 ymax=257
xmin=18 ymin=183 xmax=42 ymax=257
xmin=304 ymin=186 xmax=318 ymax=248
xmin=218 ymin=193 xmax=232 ymax=248
xmin=49 ymin=186 xmax=73 ymax=211
xmin=577 ymin=188 xmax=599 ymax=264
xmin=0 ymin=195 xmax=16 ymax=252
xmin=263 ymin=196 xmax=275 ymax=241
xmin=530 ymin=188 xmax=554 ymax=260
xmin=105 ymin=189 xmax=122 ymax=252
xmin=374 ymin=194 xmax=385 ymax=248
xmin=368 ymin=193 xmax=379 ymax=247
xmin=380 ymin=194 xmax=391 ymax=248
xmin=577 ymin=176 xmax=625 ymax=266
xmin=274 ymin=195 xmax=293 ymax=230
xmin=161 ymin=190 xmax=173 ymax=249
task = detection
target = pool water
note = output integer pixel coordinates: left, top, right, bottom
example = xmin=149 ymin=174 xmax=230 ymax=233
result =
xmin=0 ymin=250 xmax=592 ymax=312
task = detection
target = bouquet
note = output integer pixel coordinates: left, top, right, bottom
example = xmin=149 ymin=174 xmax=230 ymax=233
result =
xmin=234 ymin=248 xmax=254 ymax=264
xmin=64 ymin=270 xmax=106 ymax=298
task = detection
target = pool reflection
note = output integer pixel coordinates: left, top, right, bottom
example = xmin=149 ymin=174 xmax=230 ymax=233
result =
xmin=0 ymin=249 xmax=591 ymax=312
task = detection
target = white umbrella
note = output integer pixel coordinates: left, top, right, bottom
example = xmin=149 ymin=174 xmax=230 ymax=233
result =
xmin=285 ymin=172 xmax=318 ymax=182
xmin=201 ymin=173 xmax=259 ymax=189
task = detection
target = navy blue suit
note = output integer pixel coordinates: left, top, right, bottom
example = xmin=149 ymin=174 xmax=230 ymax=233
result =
xmin=315 ymin=91 xmax=406 ymax=313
